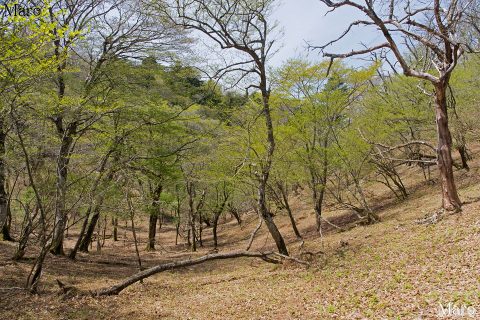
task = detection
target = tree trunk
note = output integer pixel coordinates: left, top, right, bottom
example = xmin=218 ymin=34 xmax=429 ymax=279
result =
xmin=50 ymin=123 xmax=77 ymax=255
xmin=212 ymin=189 xmax=229 ymax=249
xmin=434 ymin=83 xmax=462 ymax=211
xmin=190 ymin=212 xmax=196 ymax=252
xmin=69 ymin=206 xmax=92 ymax=259
xmin=313 ymin=188 xmax=325 ymax=232
xmin=12 ymin=208 xmax=34 ymax=260
xmin=198 ymin=211 xmax=203 ymax=247
xmin=93 ymin=250 xmax=275 ymax=296
xmin=146 ymin=184 xmax=162 ymax=251
xmin=147 ymin=214 xmax=158 ymax=251
xmin=128 ymin=199 xmax=143 ymax=273
xmin=228 ymin=203 xmax=241 ymax=225
xmin=0 ymin=123 xmax=9 ymax=237
xmin=26 ymin=243 xmax=49 ymax=293
xmin=258 ymin=90 xmax=288 ymax=256
xmin=79 ymin=206 xmax=101 ymax=252
xmin=212 ymin=213 xmax=221 ymax=249
xmin=353 ymin=176 xmax=379 ymax=223
xmin=1 ymin=223 xmax=12 ymax=241
xmin=457 ymin=145 xmax=470 ymax=171
xmin=112 ymin=218 xmax=118 ymax=241
xmin=1 ymin=204 xmax=13 ymax=242
xmin=311 ymin=136 xmax=328 ymax=233
xmin=278 ymin=183 xmax=301 ymax=239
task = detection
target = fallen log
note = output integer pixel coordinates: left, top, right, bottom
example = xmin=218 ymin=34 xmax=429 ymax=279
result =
xmin=88 ymin=250 xmax=277 ymax=296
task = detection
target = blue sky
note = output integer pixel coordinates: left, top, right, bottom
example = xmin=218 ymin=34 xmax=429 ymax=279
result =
xmin=271 ymin=0 xmax=381 ymax=67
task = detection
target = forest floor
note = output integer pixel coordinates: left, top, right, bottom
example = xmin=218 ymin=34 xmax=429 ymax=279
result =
xmin=1 ymin=151 xmax=480 ymax=319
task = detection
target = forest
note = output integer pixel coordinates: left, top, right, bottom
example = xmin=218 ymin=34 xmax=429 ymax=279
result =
xmin=1 ymin=0 xmax=480 ymax=319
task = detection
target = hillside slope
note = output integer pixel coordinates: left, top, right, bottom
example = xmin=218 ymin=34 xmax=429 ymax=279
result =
xmin=1 ymin=151 xmax=479 ymax=319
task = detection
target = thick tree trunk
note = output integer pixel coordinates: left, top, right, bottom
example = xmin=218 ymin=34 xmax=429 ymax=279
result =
xmin=434 ymin=83 xmax=462 ymax=211
xmin=147 ymin=184 xmax=162 ymax=251
xmin=2 ymin=222 xmax=12 ymax=241
xmin=147 ymin=214 xmax=158 ymax=251
xmin=258 ymin=183 xmax=288 ymax=255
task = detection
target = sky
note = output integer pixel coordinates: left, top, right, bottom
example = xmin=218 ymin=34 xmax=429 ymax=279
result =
xmin=270 ymin=0 xmax=381 ymax=67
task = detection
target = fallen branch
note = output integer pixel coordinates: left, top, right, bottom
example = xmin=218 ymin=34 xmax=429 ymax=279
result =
xmin=415 ymin=210 xmax=444 ymax=225
xmin=84 ymin=250 xmax=276 ymax=296
xmin=0 ymin=287 xmax=25 ymax=291
xmin=271 ymin=253 xmax=310 ymax=266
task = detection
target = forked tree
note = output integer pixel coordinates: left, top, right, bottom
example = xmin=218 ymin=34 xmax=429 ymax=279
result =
xmin=315 ymin=0 xmax=477 ymax=211
xmin=162 ymin=0 xmax=289 ymax=255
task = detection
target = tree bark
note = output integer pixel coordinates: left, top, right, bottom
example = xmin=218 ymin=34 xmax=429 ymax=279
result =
xmin=79 ymin=205 xmax=101 ymax=253
xmin=457 ymin=145 xmax=470 ymax=171
xmin=50 ymin=122 xmax=77 ymax=255
xmin=93 ymin=250 xmax=275 ymax=296
xmin=112 ymin=218 xmax=118 ymax=241
xmin=310 ymin=135 xmax=329 ymax=233
xmin=212 ymin=213 xmax=221 ymax=249
xmin=147 ymin=215 xmax=158 ymax=251
xmin=212 ymin=194 xmax=229 ymax=249
xmin=434 ymin=83 xmax=462 ymax=211
xmin=69 ymin=206 xmax=92 ymax=259
xmin=0 ymin=123 xmax=9 ymax=237
xmin=258 ymin=90 xmax=289 ymax=256
xmin=313 ymin=187 xmax=326 ymax=232
xmin=12 ymin=207 xmax=34 ymax=260
xmin=277 ymin=183 xmax=301 ymax=239
xmin=228 ymin=204 xmax=242 ymax=225
xmin=146 ymin=184 xmax=162 ymax=251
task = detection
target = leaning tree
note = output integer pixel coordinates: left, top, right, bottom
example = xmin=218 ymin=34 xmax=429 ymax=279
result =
xmin=315 ymin=0 xmax=477 ymax=211
xmin=162 ymin=0 xmax=289 ymax=255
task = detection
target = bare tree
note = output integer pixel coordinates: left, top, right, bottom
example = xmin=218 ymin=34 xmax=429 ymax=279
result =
xmin=162 ymin=0 xmax=288 ymax=255
xmin=314 ymin=0 xmax=477 ymax=211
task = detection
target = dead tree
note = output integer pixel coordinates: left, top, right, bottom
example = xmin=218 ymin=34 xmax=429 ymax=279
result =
xmin=164 ymin=0 xmax=288 ymax=255
xmin=315 ymin=0 xmax=477 ymax=211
